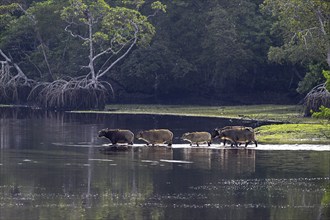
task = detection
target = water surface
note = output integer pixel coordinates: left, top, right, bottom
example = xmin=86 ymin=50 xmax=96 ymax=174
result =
xmin=0 ymin=107 xmax=329 ymax=220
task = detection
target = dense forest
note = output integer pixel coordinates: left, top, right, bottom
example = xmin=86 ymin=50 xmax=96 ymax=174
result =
xmin=0 ymin=0 xmax=329 ymax=110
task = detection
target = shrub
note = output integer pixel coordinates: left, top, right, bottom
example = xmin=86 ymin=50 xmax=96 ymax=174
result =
xmin=312 ymin=105 xmax=330 ymax=120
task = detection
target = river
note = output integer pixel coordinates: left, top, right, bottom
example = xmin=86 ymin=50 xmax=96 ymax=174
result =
xmin=0 ymin=107 xmax=329 ymax=220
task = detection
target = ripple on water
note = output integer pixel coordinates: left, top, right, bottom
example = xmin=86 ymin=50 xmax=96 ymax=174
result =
xmin=159 ymin=159 xmax=193 ymax=164
xmin=0 ymin=177 xmax=328 ymax=210
xmin=189 ymin=177 xmax=330 ymax=192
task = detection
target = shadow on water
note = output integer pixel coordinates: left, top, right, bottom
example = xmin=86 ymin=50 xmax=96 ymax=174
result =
xmin=0 ymin=107 xmax=329 ymax=220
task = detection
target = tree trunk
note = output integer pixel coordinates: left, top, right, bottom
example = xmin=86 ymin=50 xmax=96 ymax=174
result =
xmin=88 ymin=16 xmax=96 ymax=81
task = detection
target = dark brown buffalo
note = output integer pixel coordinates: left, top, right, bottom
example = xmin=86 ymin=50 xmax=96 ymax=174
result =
xmin=212 ymin=127 xmax=257 ymax=147
xmin=98 ymin=129 xmax=134 ymax=145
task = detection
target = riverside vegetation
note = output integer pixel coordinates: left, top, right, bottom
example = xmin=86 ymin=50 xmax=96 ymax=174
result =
xmin=72 ymin=104 xmax=330 ymax=145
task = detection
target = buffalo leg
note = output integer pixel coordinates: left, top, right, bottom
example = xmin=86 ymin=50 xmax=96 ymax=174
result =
xmin=245 ymin=141 xmax=251 ymax=148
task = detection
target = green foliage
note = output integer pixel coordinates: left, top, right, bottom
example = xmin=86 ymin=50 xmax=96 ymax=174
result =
xmin=312 ymin=105 xmax=330 ymax=120
xmin=324 ymin=70 xmax=330 ymax=91
xmin=261 ymin=0 xmax=330 ymax=65
xmin=103 ymin=7 xmax=155 ymax=47
xmin=114 ymin=42 xmax=195 ymax=95
xmin=0 ymin=0 xmax=83 ymax=80
xmin=132 ymin=0 xmax=281 ymax=95
xmin=0 ymin=0 xmax=162 ymax=81
xmin=1 ymin=0 xmax=323 ymax=105
xmin=297 ymin=63 xmax=327 ymax=94
xmin=0 ymin=3 xmax=21 ymax=43
xmin=151 ymin=1 xmax=166 ymax=12
xmin=0 ymin=3 xmax=19 ymax=14
xmin=61 ymin=0 xmax=157 ymax=52
xmin=121 ymin=0 xmax=145 ymax=9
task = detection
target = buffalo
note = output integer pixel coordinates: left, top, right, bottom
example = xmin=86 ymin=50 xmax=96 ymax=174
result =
xmin=136 ymin=129 xmax=173 ymax=146
xmin=98 ymin=129 xmax=134 ymax=145
xmin=181 ymin=132 xmax=212 ymax=147
xmin=212 ymin=126 xmax=257 ymax=147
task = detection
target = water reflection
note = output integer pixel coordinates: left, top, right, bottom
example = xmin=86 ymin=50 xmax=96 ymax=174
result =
xmin=0 ymin=107 xmax=329 ymax=220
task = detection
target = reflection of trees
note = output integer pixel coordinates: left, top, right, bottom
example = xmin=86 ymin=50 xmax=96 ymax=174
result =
xmin=0 ymin=136 xmax=162 ymax=220
xmin=0 ymin=118 xmax=9 ymax=150
xmin=257 ymin=151 xmax=330 ymax=177
xmin=136 ymin=147 xmax=173 ymax=162
xmin=217 ymin=149 xmax=256 ymax=175
xmin=319 ymin=184 xmax=330 ymax=220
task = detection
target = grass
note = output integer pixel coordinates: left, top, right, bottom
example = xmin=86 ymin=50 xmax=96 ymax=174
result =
xmin=256 ymin=123 xmax=330 ymax=144
xmin=71 ymin=104 xmax=330 ymax=145
xmin=85 ymin=104 xmax=303 ymax=121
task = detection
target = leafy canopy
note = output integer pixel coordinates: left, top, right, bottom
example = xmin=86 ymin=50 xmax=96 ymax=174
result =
xmin=261 ymin=0 xmax=330 ymax=65
xmin=61 ymin=0 xmax=164 ymax=49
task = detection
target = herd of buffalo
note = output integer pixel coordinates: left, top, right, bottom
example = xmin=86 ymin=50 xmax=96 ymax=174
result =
xmin=98 ymin=126 xmax=258 ymax=148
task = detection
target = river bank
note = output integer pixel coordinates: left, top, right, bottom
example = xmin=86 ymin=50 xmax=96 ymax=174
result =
xmin=1 ymin=104 xmax=329 ymax=145
xmin=71 ymin=104 xmax=330 ymax=145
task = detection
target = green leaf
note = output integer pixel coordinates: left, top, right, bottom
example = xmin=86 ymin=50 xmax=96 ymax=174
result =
xmin=151 ymin=1 xmax=166 ymax=13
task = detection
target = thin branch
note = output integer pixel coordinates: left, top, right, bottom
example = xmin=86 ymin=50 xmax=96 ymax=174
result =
xmin=96 ymin=21 xmax=139 ymax=79
xmin=64 ymin=23 xmax=89 ymax=41
xmin=92 ymin=46 xmax=115 ymax=62
xmin=315 ymin=8 xmax=327 ymax=36
xmin=0 ymin=49 xmax=30 ymax=84
xmin=16 ymin=4 xmax=36 ymax=25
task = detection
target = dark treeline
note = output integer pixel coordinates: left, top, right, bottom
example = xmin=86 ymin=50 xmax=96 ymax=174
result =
xmin=114 ymin=0 xmax=301 ymax=104
xmin=0 ymin=0 xmax=329 ymax=109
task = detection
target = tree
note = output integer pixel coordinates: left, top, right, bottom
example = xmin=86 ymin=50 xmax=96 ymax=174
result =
xmin=114 ymin=41 xmax=195 ymax=97
xmin=201 ymin=0 xmax=268 ymax=90
xmin=0 ymin=3 xmax=36 ymax=103
xmin=117 ymin=0 xmax=280 ymax=99
xmin=31 ymin=0 xmax=166 ymax=109
xmin=261 ymin=0 xmax=330 ymax=67
xmin=262 ymin=0 xmax=330 ymax=115
xmin=0 ymin=0 xmax=165 ymax=109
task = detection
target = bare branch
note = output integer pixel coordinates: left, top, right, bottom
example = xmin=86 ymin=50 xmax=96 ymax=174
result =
xmin=96 ymin=21 xmax=139 ymax=79
xmin=64 ymin=23 xmax=90 ymax=41
xmin=315 ymin=8 xmax=327 ymax=36
xmin=0 ymin=49 xmax=33 ymax=86
xmin=0 ymin=49 xmax=35 ymax=102
xmin=92 ymin=46 xmax=115 ymax=62
xmin=16 ymin=3 xmax=36 ymax=25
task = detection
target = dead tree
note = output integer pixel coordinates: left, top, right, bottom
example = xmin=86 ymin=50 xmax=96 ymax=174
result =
xmin=303 ymin=83 xmax=330 ymax=116
xmin=28 ymin=1 xmax=142 ymax=110
xmin=0 ymin=49 xmax=35 ymax=103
